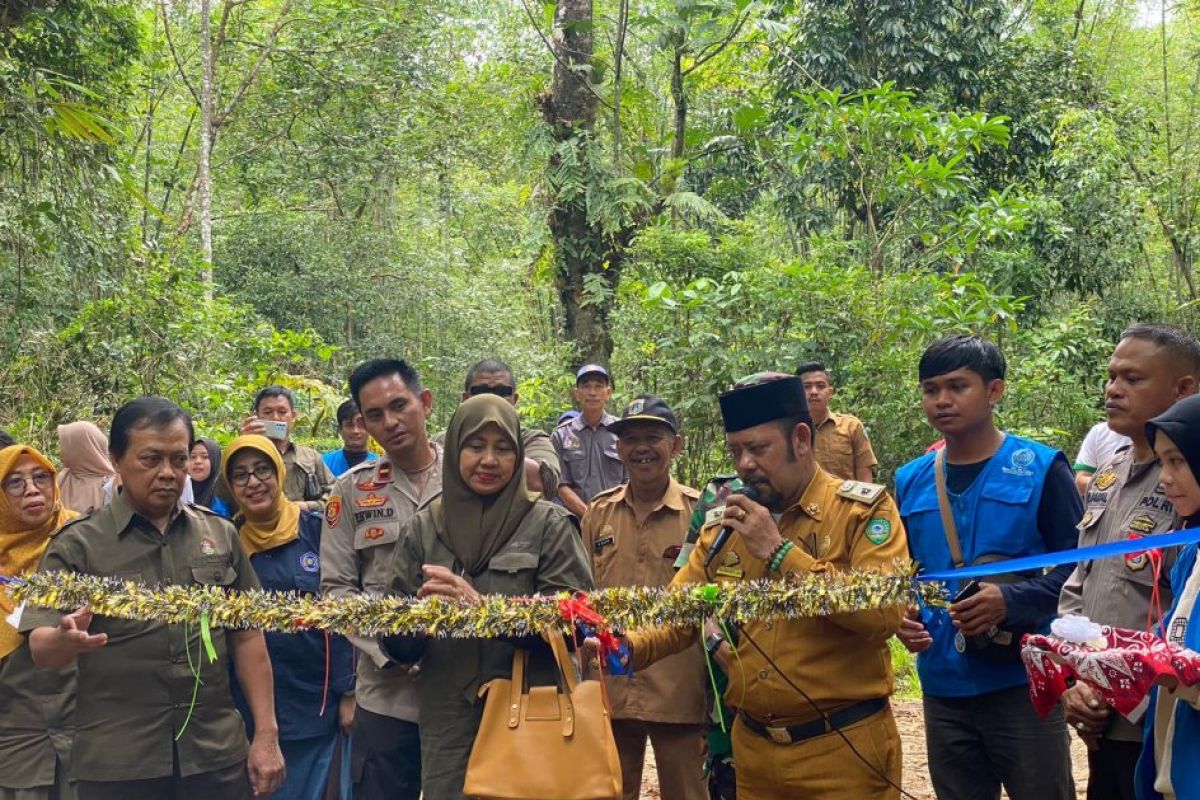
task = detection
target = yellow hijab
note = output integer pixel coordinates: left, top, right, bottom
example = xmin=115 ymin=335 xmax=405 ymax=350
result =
xmin=1 ymin=445 xmax=77 ymax=659
xmin=221 ymin=435 xmax=301 ymax=557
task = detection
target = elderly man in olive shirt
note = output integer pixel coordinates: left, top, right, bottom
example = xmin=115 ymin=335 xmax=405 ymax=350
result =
xmin=22 ymin=398 xmax=284 ymax=800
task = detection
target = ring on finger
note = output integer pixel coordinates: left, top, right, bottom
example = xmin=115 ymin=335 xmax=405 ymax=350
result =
xmin=1075 ymin=721 xmax=1086 ymax=732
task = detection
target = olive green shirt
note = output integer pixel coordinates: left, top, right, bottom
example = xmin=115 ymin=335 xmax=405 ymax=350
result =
xmin=0 ymin=644 xmax=75 ymax=789
xmin=20 ymin=493 xmax=260 ymax=782
xmin=387 ymin=500 xmax=594 ymax=701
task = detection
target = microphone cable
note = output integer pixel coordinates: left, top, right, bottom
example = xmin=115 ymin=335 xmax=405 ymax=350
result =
xmin=734 ymin=622 xmax=920 ymax=800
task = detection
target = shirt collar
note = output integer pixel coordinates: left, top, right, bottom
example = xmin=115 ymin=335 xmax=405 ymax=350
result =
xmin=783 ymin=466 xmax=837 ymax=523
xmin=615 ymin=478 xmax=686 ymax=514
xmin=111 ymin=489 xmax=186 ymax=537
xmin=572 ymin=413 xmax=618 ymax=432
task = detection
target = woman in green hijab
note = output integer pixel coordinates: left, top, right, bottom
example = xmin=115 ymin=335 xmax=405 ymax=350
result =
xmin=381 ymin=395 xmax=594 ymax=800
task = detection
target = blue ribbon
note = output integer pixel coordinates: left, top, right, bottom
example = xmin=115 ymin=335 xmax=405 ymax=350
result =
xmin=916 ymin=527 xmax=1200 ymax=583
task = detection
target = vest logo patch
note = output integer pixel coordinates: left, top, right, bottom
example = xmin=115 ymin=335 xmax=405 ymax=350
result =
xmin=1094 ymin=470 xmax=1117 ymax=491
xmin=1002 ymin=448 xmax=1035 ymax=477
xmin=300 ymin=551 xmax=320 ymax=572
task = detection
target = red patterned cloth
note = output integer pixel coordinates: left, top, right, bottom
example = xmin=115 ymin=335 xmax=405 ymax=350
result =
xmin=1022 ymin=627 xmax=1200 ymax=718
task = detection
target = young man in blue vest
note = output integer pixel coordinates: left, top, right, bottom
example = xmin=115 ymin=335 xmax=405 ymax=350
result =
xmin=895 ymin=335 xmax=1079 ymax=800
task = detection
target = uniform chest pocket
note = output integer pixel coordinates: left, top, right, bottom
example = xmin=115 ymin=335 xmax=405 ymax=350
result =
xmin=191 ymin=558 xmax=237 ymax=586
xmin=602 ymin=443 xmax=621 ymax=463
xmin=354 ymin=522 xmax=400 ymax=550
xmin=483 ymin=551 xmax=539 ymax=594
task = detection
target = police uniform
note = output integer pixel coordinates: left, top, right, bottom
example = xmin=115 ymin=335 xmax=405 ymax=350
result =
xmin=583 ymin=479 xmax=707 ymax=800
xmin=19 ymin=493 xmax=260 ymax=799
xmin=319 ymin=452 xmax=440 ymax=800
xmin=812 ymin=411 xmax=878 ymax=481
xmin=1059 ymin=448 xmax=1181 ymax=796
xmin=551 ymin=413 xmax=627 ymax=504
xmin=628 ymin=468 xmax=907 ymax=799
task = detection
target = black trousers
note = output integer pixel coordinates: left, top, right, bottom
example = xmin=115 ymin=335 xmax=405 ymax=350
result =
xmin=351 ymin=705 xmax=421 ymax=800
xmin=1086 ymin=738 xmax=1141 ymax=800
xmin=924 ymin=685 xmax=1075 ymax=800
xmin=76 ymin=758 xmax=250 ymax=800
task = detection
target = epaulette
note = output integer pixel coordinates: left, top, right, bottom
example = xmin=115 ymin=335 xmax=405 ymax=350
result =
xmin=51 ymin=511 xmax=94 ymax=537
xmin=590 ymin=484 xmax=624 ymax=503
xmin=680 ymin=484 xmax=701 ymax=500
xmin=836 ymin=480 xmax=886 ymax=504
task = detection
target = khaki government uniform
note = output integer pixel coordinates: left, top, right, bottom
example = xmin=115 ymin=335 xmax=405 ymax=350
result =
xmin=627 ymin=468 xmax=908 ymax=799
xmin=386 ymin=501 xmax=594 ymax=800
xmin=812 ymin=412 xmax=878 ymax=481
xmin=552 ymin=413 xmax=627 ymax=504
xmin=0 ymin=644 xmax=75 ymax=800
xmin=20 ymin=493 xmax=258 ymax=795
xmin=582 ymin=480 xmax=708 ymax=800
xmin=320 ymin=453 xmax=443 ymax=724
xmin=1059 ymin=450 xmax=1181 ymax=742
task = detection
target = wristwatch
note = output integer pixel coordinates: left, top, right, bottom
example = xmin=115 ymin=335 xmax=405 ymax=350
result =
xmin=705 ymin=633 xmax=725 ymax=655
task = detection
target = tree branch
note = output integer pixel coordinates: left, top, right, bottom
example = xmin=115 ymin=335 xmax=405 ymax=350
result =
xmin=217 ymin=0 xmax=296 ymax=125
xmin=159 ymin=0 xmax=201 ymax=107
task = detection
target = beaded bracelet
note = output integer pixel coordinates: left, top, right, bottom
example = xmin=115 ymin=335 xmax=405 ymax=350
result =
xmin=768 ymin=540 xmax=795 ymax=573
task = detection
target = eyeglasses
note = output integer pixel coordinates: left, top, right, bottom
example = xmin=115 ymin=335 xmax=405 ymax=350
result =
xmin=2 ymin=471 xmax=54 ymax=497
xmin=228 ymin=465 xmax=276 ymax=487
xmin=467 ymin=384 xmax=515 ymax=398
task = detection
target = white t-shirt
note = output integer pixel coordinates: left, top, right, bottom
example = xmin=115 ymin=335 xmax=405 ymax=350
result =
xmin=1073 ymin=421 xmax=1132 ymax=473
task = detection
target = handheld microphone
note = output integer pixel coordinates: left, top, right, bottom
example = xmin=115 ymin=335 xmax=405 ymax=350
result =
xmin=703 ymin=484 xmax=762 ymax=569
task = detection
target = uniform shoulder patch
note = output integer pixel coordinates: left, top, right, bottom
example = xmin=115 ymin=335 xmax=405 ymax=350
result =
xmin=680 ymin=485 xmax=701 ymax=500
xmin=837 ymin=480 xmax=886 ymax=504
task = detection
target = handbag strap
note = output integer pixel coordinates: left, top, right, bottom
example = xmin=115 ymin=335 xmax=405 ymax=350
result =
xmin=934 ymin=447 xmax=965 ymax=569
xmin=545 ymin=632 xmax=577 ymax=738
xmin=506 ymin=648 xmax=527 ymax=729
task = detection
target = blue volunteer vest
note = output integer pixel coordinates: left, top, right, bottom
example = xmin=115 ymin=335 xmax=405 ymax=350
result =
xmin=896 ymin=434 xmax=1057 ymax=697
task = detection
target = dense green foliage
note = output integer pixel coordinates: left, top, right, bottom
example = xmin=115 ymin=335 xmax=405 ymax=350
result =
xmin=0 ymin=1 xmax=1196 ymax=480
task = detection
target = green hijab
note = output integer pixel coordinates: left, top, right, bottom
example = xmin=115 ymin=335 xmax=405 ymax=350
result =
xmin=434 ymin=394 xmax=537 ymax=575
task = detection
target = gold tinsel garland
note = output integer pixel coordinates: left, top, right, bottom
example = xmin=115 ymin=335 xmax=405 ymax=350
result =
xmin=4 ymin=565 xmax=947 ymax=638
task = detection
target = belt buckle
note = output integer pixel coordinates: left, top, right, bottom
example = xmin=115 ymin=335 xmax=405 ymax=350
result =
xmin=765 ymin=725 xmax=792 ymax=745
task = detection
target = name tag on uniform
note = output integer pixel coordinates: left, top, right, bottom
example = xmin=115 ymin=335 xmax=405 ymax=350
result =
xmin=715 ymin=566 xmax=743 ymax=579
xmin=593 ymin=536 xmax=614 ymax=554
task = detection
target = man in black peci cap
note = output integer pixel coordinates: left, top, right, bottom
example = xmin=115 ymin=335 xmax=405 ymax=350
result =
xmin=551 ymin=364 xmax=627 ymax=516
xmin=615 ymin=373 xmax=909 ymax=799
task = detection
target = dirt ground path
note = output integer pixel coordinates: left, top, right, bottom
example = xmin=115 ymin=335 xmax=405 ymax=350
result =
xmin=640 ymin=699 xmax=1091 ymax=798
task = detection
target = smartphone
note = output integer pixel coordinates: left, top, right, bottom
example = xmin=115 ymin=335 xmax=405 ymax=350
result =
xmin=261 ymin=420 xmax=288 ymax=440
xmin=952 ymin=580 xmax=981 ymax=604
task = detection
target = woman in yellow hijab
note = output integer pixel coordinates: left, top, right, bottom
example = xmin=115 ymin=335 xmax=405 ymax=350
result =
xmin=221 ymin=436 xmax=354 ymax=800
xmin=0 ymin=445 xmax=79 ymax=800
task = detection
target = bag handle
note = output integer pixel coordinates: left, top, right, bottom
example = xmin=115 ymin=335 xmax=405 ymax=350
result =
xmin=934 ymin=447 xmax=964 ymax=569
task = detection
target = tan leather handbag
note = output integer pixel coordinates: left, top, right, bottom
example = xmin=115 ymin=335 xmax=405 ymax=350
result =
xmin=464 ymin=632 xmax=623 ymax=800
